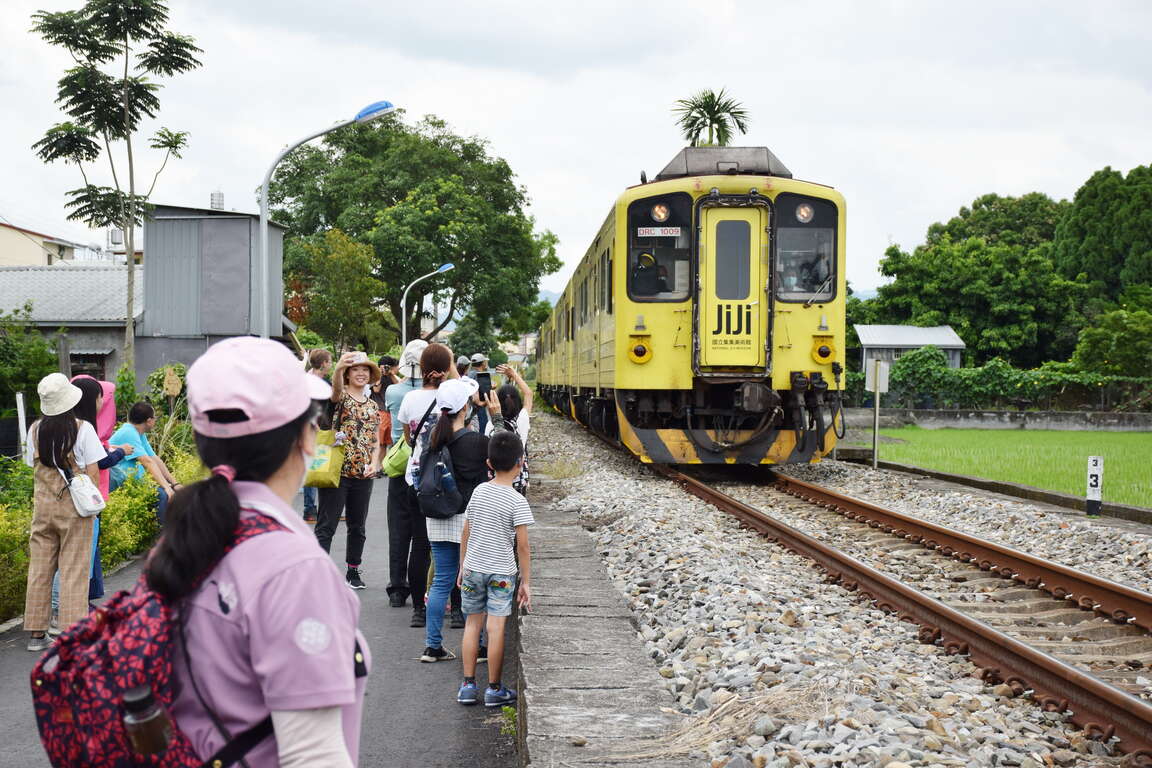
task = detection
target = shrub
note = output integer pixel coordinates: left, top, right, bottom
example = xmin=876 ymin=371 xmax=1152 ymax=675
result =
xmin=0 ymin=502 xmax=32 ymax=623
xmin=0 ymin=304 xmax=57 ymax=419
xmin=114 ymin=363 xmax=139 ymax=421
xmin=99 ymin=479 xmax=160 ymax=571
xmin=0 ymin=445 xmax=203 ymax=623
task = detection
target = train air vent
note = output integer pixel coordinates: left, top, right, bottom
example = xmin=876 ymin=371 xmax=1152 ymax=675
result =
xmin=655 ymin=147 xmax=792 ymax=181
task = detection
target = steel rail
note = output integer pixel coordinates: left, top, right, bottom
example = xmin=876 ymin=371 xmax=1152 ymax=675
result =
xmin=653 ymin=466 xmax=1152 ymax=763
xmin=771 ymin=472 xmax=1152 ymax=633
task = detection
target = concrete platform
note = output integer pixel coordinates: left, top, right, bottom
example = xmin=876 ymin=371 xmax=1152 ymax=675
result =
xmin=517 ymin=488 xmax=696 ymax=767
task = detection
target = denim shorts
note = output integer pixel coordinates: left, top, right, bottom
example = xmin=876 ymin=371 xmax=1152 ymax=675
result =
xmin=460 ymin=570 xmax=517 ymax=617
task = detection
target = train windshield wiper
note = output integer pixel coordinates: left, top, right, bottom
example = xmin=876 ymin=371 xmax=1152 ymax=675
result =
xmin=803 ymin=274 xmax=834 ymax=307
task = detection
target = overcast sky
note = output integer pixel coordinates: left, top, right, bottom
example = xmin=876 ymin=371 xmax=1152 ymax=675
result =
xmin=2 ymin=0 xmax=1149 ymax=294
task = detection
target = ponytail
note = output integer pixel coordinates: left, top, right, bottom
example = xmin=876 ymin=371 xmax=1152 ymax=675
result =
xmin=428 ymin=407 xmax=457 ymax=452
xmin=145 ymin=404 xmax=316 ymax=602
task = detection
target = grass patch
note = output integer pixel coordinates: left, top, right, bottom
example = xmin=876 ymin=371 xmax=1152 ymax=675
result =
xmin=865 ymin=427 xmax=1151 ymax=508
xmin=536 ymin=458 xmax=585 ymax=480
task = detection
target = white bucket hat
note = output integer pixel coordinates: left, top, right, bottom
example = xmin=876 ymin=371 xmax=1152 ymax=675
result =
xmin=38 ymin=372 xmax=83 ymax=416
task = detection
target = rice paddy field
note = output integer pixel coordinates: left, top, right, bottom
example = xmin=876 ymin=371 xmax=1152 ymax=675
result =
xmin=852 ymin=427 xmax=1152 ymax=509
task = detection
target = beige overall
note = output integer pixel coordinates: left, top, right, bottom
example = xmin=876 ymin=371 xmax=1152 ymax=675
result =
xmin=23 ymin=424 xmax=95 ymax=633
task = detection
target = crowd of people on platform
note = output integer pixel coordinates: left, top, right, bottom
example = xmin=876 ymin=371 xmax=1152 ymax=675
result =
xmin=19 ymin=334 xmax=535 ymax=766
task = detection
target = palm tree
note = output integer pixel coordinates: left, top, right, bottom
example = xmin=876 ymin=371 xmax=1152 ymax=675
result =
xmin=673 ymin=89 xmax=750 ymax=147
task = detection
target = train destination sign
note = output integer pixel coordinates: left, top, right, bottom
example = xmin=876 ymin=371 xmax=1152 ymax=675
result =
xmin=637 ymin=226 xmax=681 ymax=237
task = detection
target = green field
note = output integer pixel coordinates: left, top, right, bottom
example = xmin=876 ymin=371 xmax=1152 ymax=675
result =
xmin=849 ymin=427 xmax=1152 ymax=509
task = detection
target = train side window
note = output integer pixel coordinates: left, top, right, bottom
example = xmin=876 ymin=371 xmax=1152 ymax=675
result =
xmin=628 ymin=192 xmax=692 ymax=302
xmin=775 ymin=193 xmax=837 ymax=304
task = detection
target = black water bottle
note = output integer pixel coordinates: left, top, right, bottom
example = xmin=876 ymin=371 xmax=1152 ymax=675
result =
xmin=122 ymin=685 xmax=174 ymax=755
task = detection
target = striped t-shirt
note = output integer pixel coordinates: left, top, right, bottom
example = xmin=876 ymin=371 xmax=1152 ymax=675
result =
xmin=463 ymin=482 xmax=534 ymax=575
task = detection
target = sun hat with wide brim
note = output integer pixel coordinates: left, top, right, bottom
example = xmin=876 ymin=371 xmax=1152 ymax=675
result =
xmin=334 ymin=351 xmax=382 ymax=387
xmin=38 ymin=372 xmax=84 ymax=416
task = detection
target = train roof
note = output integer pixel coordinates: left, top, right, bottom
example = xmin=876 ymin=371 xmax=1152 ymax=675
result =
xmin=655 ymin=146 xmax=792 ymax=181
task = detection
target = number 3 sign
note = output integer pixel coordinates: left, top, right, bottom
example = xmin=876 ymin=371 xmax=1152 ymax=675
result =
xmin=1085 ymin=456 xmax=1103 ymax=516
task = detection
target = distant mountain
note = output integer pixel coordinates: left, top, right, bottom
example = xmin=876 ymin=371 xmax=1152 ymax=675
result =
xmin=539 ymin=289 xmax=561 ymax=306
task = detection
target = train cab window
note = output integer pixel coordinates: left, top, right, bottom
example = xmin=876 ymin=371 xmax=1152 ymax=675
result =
xmin=628 ymin=193 xmax=692 ymax=302
xmin=775 ymin=194 xmax=837 ymax=303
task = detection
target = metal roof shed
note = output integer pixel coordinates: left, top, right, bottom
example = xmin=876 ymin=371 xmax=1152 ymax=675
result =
xmin=854 ymin=324 xmax=966 ymax=369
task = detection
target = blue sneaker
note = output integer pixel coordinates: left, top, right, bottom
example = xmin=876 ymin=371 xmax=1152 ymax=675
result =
xmin=484 ymin=685 xmax=517 ymax=707
xmin=457 ymin=681 xmax=479 ymax=705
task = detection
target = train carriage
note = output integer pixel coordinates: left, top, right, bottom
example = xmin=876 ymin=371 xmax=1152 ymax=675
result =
xmin=537 ymin=146 xmax=847 ymax=465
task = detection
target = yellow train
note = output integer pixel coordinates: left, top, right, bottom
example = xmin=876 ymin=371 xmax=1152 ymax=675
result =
xmin=536 ymin=146 xmax=846 ymax=464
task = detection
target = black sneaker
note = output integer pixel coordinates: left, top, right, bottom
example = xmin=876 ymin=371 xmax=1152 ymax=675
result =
xmin=477 ymin=645 xmax=488 ymax=664
xmin=302 ymin=509 xmax=317 ymax=523
xmin=449 ymin=608 xmax=466 ymax=629
xmin=389 ymin=592 xmax=407 ymax=608
xmin=420 ymin=646 xmax=456 ymax=663
xmin=346 ymin=567 xmax=366 ymax=590
xmin=410 ymin=608 xmax=426 ymax=628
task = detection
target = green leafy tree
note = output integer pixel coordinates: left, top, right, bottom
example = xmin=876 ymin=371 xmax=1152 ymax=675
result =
xmin=672 ymin=88 xmax=749 ymax=147
xmin=269 ymin=114 xmax=560 ymax=343
xmin=925 ymin=192 xmax=1069 ymax=251
xmin=31 ymin=0 xmax=203 ymax=368
xmin=872 ymin=238 xmax=1084 ymax=367
xmin=292 ymin=230 xmax=382 ymax=350
xmin=1053 ymin=164 xmax=1152 ymax=301
xmin=448 ymin=313 xmax=506 ymax=366
xmin=1071 ymin=309 xmax=1152 ymax=376
xmin=0 ymin=305 xmax=57 ymax=418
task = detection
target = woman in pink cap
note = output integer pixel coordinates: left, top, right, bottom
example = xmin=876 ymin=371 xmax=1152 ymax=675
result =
xmin=145 ymin=336 xmax=370 ymax=767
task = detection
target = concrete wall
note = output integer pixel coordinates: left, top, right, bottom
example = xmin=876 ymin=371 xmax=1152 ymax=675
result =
xmin=38 ymin=325 xmax=127 ymax=382
xmin=134 ymin=336 xmax=220 ymax=389
xmin=845 ymin=407 xmax=1152 ymax=431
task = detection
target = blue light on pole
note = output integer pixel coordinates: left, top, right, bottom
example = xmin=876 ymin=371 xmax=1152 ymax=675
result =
xmin=355 ymin=101 xmax=397 ymax=122
xmin=258 ymin=99 xmax=397 ymax=337
xmin=437 ymin=263 xmax=455 ymax=273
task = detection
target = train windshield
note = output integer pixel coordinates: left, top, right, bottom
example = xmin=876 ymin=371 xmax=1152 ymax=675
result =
xmin=774 ymin=194 xmax=837 ymax=303
xmin=627 ymin=192 xmax=692 ymax=302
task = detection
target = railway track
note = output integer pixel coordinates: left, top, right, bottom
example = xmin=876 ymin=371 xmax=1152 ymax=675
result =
xmin=651 ymin=465 xmax=1152 ymax=764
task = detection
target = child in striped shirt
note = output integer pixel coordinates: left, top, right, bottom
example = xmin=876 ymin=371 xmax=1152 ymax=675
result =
xmin=456 ymin=431 xmax=534 ymax=707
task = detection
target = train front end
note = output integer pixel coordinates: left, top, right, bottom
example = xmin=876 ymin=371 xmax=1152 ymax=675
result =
xmin=614 ymin=147 xmax=847 ymax=464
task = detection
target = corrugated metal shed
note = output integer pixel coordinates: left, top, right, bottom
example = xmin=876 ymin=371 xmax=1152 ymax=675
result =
xmin=855 ymin=325 xmax=966 ymax=349
xmin=0 ymin=265 xmax=142 ymax=323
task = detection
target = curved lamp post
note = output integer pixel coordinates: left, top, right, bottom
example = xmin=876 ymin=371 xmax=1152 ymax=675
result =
xmin=257 ymin=100 xmax=397 ymax=338
xmin=401 ymin=263 xmax=455 ymax=348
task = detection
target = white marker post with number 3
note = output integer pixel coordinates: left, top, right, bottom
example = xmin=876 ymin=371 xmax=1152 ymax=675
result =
xmin=1086 ymin=455 xmax=1103 ymax=517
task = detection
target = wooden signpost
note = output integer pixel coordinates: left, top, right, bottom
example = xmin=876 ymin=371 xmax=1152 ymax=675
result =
xmin=865 ymin=359 xmax=890 ymax=469
xmin=163 ymin=366 xmax=183 ymax=416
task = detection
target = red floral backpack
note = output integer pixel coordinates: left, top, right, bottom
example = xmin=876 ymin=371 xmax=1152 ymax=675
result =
xmin=30 ymin=515 xmax=283 ymax=768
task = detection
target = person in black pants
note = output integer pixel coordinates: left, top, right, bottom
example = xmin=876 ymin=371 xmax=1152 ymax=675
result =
xmin=316 ymin=352 xmax=382 ymax=589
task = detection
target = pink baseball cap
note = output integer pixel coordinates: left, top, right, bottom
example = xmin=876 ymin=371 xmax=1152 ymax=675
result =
xmin=187 ymin=337 xmax=332 ymax=438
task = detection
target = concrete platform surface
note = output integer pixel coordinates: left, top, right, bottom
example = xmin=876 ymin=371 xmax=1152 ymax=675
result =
xmin=517 ymin=489 xmax=696 ymax=767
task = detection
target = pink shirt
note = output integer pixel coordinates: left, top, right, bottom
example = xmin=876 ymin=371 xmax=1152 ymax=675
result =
xmin=170 ymin=481 xmax=370 ymax=766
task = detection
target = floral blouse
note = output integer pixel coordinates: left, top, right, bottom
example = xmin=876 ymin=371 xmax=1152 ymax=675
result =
xmin=334 ymin=393 xmax=381 ymax=478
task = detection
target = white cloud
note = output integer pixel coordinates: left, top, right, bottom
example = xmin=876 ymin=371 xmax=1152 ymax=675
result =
xmin=1 ymin=0 xmax=1149 ymax=296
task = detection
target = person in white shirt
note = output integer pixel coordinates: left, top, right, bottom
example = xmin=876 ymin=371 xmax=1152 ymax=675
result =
xmin=23 ymin=373 xmax=112 ymax=651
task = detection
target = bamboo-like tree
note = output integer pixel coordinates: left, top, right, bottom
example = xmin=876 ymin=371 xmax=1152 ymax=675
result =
xmin=31 ymin=0 xmax=203 ymax=368
xmin=672 ymin=88 xmax=750 ymax=147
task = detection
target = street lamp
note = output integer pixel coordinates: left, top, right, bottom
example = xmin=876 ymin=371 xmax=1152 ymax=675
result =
xmin=401 ymin=263 xmax=455 ymax=348
xmin=257 ymin=100 xmax=397 ymax=338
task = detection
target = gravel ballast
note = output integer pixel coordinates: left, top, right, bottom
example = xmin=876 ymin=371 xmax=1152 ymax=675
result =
xmin=532 ymin=411 xmax=1123 ymax=768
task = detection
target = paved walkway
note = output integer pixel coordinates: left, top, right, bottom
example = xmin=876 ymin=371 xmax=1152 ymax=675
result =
xmin=0 ymin=478 xmax=517 ymax=767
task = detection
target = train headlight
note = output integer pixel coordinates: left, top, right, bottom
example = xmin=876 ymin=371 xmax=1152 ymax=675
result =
xmin=650 ymin=203 xmax=670 ymax=223
xmin=795 ymin=202 xmax=815 ymax=224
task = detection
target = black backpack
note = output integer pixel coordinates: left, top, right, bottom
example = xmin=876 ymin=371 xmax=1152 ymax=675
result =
xmin=416 ymin=429 xmax=466 ymax=519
